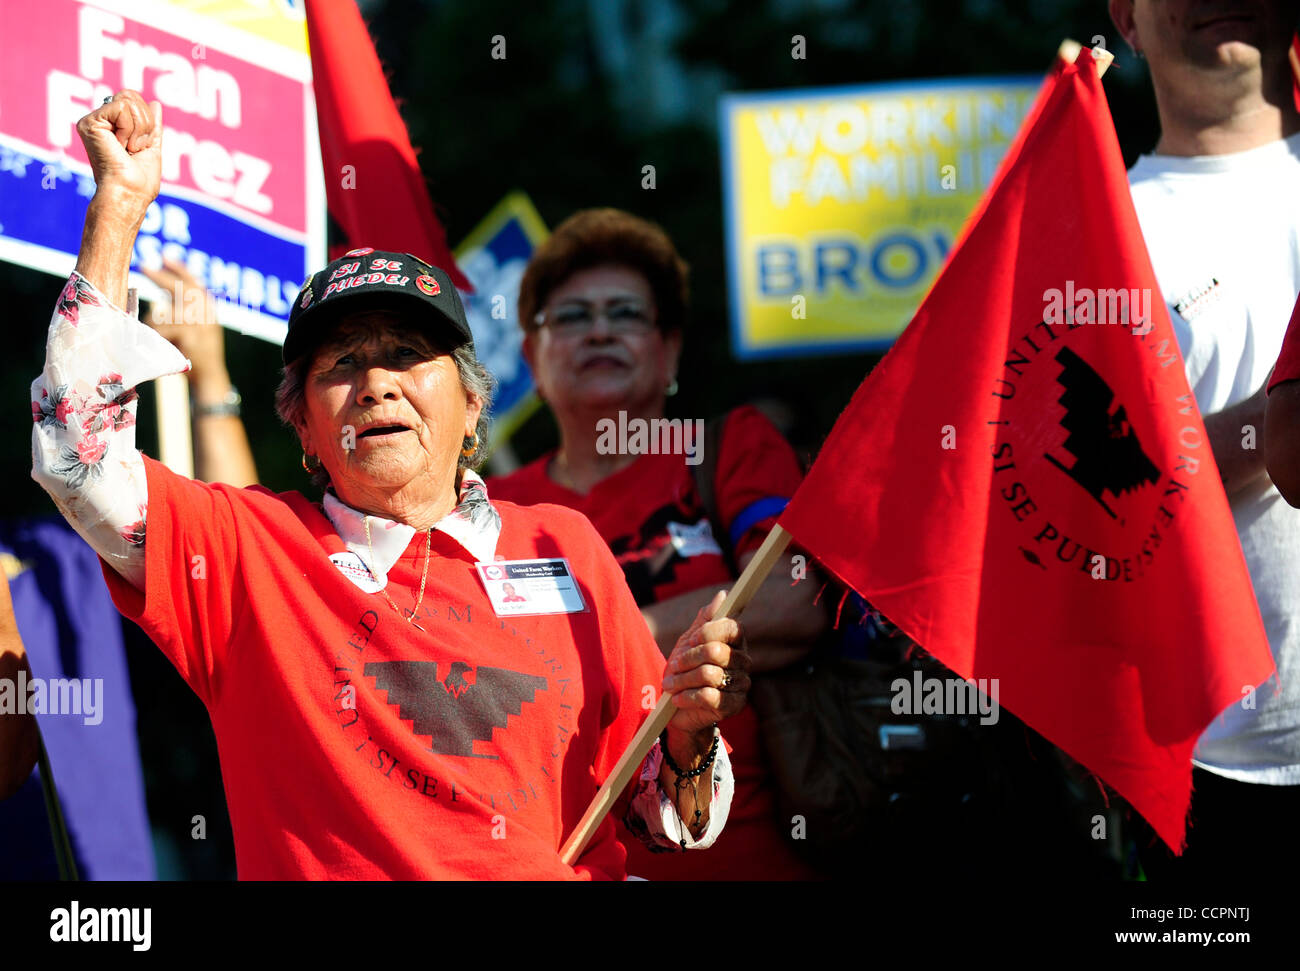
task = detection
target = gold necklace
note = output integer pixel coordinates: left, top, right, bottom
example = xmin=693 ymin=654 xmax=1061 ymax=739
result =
xmin=364 ymin=516 xmax=433 ymax=632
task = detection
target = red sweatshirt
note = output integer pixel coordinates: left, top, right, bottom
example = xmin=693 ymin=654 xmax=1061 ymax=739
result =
xmin=102 ymin=457 xmax=674 ymax=880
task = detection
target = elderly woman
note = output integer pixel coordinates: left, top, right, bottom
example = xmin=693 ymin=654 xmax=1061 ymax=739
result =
xmin=489 ymin=208 xmax=828 ymax=880
xmin=30 ymin=91 xmax=747 ymax=879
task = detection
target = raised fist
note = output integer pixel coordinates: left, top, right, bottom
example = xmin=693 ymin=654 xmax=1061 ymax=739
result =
xmin=75 ymin=90 xmax=163 ymax=218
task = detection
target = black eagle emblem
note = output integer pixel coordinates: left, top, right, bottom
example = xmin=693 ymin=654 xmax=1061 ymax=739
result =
xmin=363 ymin=660 xmax=548 ymax=758
xmin=1043 ymin=346 xmax=1161 ymax=519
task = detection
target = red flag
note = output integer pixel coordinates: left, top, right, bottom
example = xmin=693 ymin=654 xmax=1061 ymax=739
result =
xmin=778 ymin=52 xmax=1274 ymax=853
xmin=1291 ymin=33 xmax=1300 ymax=113
xmin=1272 ymin=295 xmax=1300 ymax=391
xmin=306 ymin=0 xmax=470 ymax=287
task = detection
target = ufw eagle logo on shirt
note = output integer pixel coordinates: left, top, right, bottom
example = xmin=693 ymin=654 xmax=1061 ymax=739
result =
xmin=364 ymin=660 xmax=547 ymax=758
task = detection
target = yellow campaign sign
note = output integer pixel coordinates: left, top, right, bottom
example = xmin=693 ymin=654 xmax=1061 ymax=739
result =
xmin=160 ymin=0 xmax=309 ymax=56
xmin=720 ymin=76 xmax=1040 ymax=359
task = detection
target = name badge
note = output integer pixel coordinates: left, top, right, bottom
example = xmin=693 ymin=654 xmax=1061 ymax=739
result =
xmin=667 ymin=519 xmax=724 ymax=558
xmin=476 ymin=558 xmax=587 ymax=616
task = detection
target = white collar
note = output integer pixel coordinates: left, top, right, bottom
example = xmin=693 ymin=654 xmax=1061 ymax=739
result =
xmin=321 ymin=469 xmax=502 ymax=580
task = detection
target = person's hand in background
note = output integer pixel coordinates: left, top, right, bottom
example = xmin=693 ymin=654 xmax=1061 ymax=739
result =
xmin=142 ymin=258 xmax=259 ymax=488
xmin=143 ymin=258 xmax=226 ymax=390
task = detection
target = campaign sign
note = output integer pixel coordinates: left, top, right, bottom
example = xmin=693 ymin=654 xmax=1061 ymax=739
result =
xmin=720 ymin=76 xmax=1039 ymax=359
xmin=0 ymin=0 xmax=325 ymax=344
xmin=455 ymin=191 xmax=549 ymax=444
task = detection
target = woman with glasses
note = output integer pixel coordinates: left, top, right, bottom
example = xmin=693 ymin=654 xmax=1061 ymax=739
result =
xmin=490 ymin=208 xmax=828 ymax=879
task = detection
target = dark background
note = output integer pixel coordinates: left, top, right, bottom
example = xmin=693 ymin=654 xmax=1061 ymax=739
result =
xmin=2 ymin=0 xmax=1161 ymax=878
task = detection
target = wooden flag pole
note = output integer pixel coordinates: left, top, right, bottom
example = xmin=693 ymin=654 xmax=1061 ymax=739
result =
xmin=155 ymin=375 xmax=194 ymax=478
xmin=558 ymin=523 xmax=793 ymax=867
xmin=1057 ymin=38 xmax=1114 ymax=76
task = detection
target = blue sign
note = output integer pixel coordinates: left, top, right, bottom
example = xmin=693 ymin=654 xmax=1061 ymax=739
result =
xmin=456 ymin=192 xmax=549 ymax=442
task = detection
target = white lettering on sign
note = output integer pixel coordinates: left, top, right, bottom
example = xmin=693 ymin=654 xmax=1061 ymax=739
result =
xmin=44 ymin=6 xmax=272 ymax=216
xmin=78 ymin=7 xmax=241 ymax=127
xmin=134 ymin=224 xmax=296 ymax=316
xmin=752 ymin=92 xmax=1031 ymax=208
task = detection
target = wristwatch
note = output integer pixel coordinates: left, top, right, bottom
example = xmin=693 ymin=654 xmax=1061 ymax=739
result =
xmin=194 ymin=387 xmax=242 ymax=419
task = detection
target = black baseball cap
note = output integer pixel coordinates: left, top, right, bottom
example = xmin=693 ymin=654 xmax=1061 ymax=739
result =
xmin=283 ymin=248 xmax=473 ymax=365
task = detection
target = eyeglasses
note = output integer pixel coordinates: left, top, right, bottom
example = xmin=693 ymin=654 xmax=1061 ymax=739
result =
xmin=533 ymin=299 xmax=655 ymax=336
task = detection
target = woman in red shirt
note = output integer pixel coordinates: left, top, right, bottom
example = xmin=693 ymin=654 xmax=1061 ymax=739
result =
xmin=30 ymin=91 xmax=750 ymax=880
xmin=490 ymin=208 xmax=829 ymax=879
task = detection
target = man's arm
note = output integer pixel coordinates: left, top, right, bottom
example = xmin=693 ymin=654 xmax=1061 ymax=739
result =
xmin=0 ymin=572 xmax=38 ymax=801
xmin=1202 ymin=381 xmax=1271 ymax=498
xmin=1265 ymin=380 xmax=1300 ymax=506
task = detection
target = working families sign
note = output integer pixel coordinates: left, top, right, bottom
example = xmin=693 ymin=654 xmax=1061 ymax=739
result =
xmin=720 ymin=76 xmax=1038 ymax=359
xmin=0 ymin=0 xmax=324 ymax=344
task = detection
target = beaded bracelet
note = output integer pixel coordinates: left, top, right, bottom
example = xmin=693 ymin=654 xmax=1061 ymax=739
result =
xmin=660 ymin=727 xmax=720 ymax=849
xmin=659 ymin=726 xmax=719 ymax=779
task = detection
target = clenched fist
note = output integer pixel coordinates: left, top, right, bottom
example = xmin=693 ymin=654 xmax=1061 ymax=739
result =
xmin=76 ymin=89 xmax=163 ymax=221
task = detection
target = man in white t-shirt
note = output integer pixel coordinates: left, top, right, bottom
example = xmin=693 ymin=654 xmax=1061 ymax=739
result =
xmin=1109 ymin=0 xmax=1300 ymax=875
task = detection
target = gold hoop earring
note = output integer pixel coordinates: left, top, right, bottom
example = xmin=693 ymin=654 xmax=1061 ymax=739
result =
xmin=302 ymin=452 xmax=321 ymax=473
xmin=461 ymin=433 xmax=479 ymax=458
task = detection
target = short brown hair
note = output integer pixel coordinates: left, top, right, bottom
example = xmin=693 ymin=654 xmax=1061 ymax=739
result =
xmin=517 ymin=208 xmax=690 ymax=333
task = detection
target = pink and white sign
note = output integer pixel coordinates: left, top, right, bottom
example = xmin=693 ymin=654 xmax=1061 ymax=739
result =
xmin=0 ymin=0 xmax=325 ymax=343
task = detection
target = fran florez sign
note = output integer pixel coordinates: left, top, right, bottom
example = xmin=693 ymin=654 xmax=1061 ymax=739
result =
xmin=0 ymin=0 xmax=324 ymax=344
xmin=720 ymin=76 xmax=1039 ymax=359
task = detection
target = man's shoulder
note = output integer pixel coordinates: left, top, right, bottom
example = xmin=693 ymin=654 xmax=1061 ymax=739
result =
xmin=1127 ymin=133 xmax=1300 ymax=190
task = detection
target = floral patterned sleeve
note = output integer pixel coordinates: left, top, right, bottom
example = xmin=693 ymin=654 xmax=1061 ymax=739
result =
xmin=625 ymin=739 xmax=734 ymax=852
xmin=31 ymin=272 xmax=190 ymax=589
